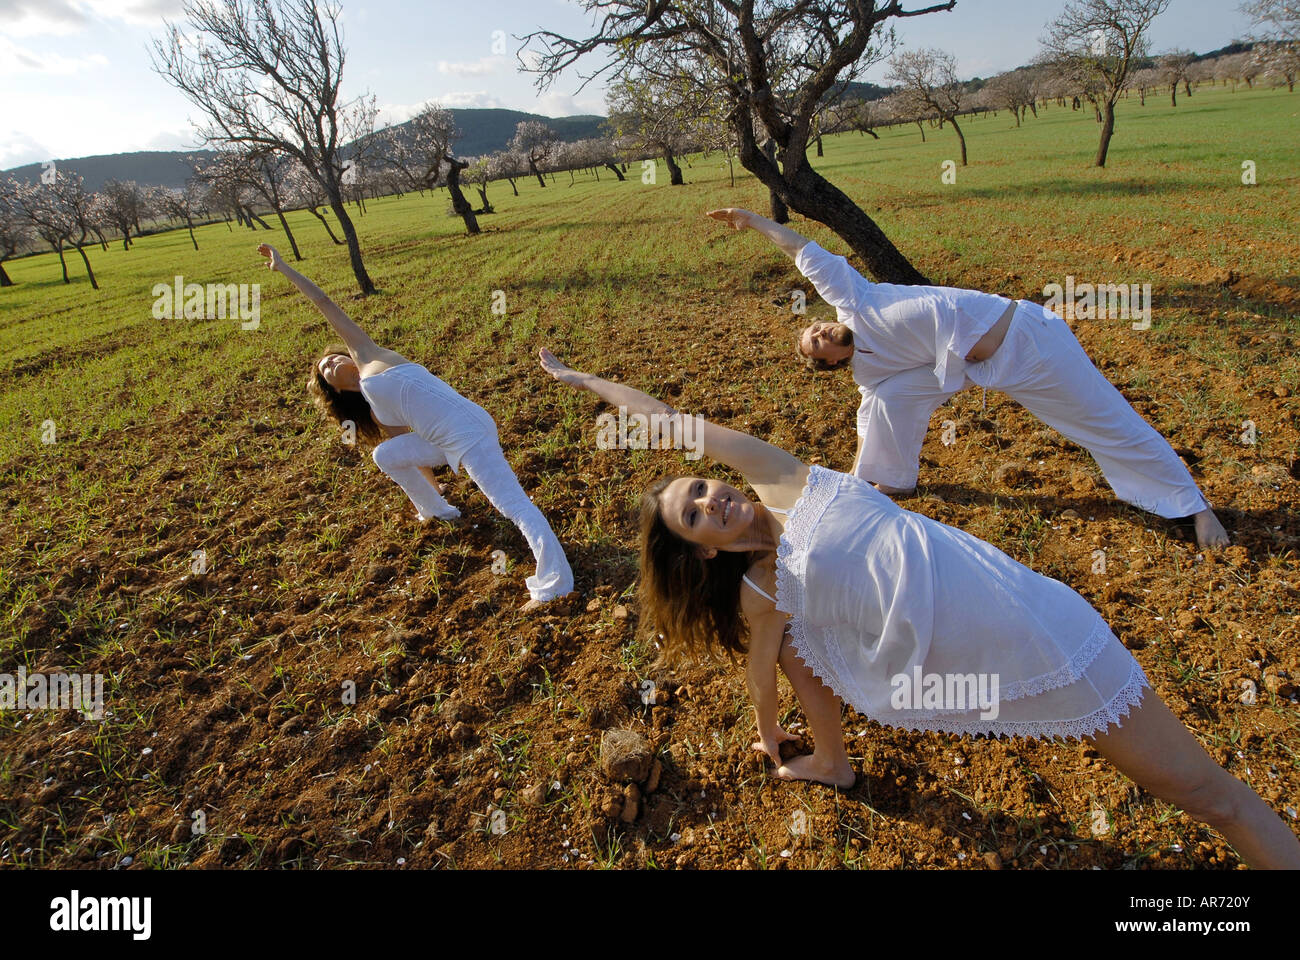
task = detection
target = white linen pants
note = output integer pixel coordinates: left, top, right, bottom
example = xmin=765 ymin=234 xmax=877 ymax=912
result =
xmin=853 ymin=301 xmax=1210 ymax=518
xmin=371 ymin=431 xmax=574 ymax=602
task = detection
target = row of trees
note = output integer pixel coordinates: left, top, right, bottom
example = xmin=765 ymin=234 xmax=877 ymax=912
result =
xmin=5 ymin=0 xmax=1293 ymax=295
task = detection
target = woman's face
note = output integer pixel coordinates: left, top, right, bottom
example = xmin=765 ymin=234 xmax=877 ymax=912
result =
xmin=660 ymin=477 xmax=756 ymax=550
xmin=318 ymin=353 xmax=360 ymax=391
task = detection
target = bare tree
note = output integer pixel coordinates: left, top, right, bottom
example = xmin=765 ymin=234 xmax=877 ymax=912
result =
xmin=1159 ymin=49 xmax=1194 ymax=105
xmin=150 ymin=183 xmax=204 ymax=250
xmin=152 ymin=0 xmax=377 ymax=294
xmin=100 ymin=179 xmax=147 ymax=250
xmin=985 ymin=69 xmax=1037 ymax=125
xmin=0 ymin=180 xmax=30 ymax=287
xmin=509 ymin=120 xmax=558 ymax=189
xmin=888 ymin=48 xmax=970 ymax=163
xmin=12 ymin=173 xmax=100 ymax=288
xmin=1039 ymin=0 xmax=1172 ymax=167
xmin=287 ymin=162 xmax=344 ymax=244
xmin=523 ymin=0 xmax=957 ymax=284
xmin=1242 ymin=0 xmax=1300 ymax=91
xmin=376 ymin=103 xmax=477 ymax=234
xmin=605 ymin=72 xmax=703 ymax=185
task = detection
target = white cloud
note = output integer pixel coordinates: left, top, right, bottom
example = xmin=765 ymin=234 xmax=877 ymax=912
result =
xmin=1 ymin=0 xmax=183 ymax=37
xmin=437 ymin=56 xmax=506 ymax=77
xmin=140 ymin=127 xmax=203 ymax=151
xmin=0 ymin=130 xmax=54 ymax=170
xmin=0 ymin=35 xmax=108 ymax=74
xmin=436 ymin=91 xmax=507 ymax=110
xmin=532 ymin=91 xmax=604 ymax=118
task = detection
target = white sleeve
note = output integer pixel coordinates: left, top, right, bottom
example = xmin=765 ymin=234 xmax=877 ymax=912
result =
xmin=794 ymin=241 xmax=876 ymax=320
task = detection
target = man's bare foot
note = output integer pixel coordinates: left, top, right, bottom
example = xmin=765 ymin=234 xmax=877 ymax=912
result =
xmin=874 ymin=482 xmax=916 ymax=497
xmin=1193 ymin=507 xmax=1230 ymax=549
xmin=773 ymin=752 xmax=856 ymax=789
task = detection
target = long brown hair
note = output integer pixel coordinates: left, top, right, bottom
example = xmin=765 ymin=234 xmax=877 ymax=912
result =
xmin=638 ymin=476 xmax=757 ymax=664
xmin=307 ymin=343 xmax=383 ymax=448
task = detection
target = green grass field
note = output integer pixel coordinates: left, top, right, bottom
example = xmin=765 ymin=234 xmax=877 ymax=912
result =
xmin=1 ymin=81 xmax=1298 ymax=870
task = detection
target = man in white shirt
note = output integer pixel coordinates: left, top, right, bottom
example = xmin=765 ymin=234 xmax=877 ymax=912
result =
xmin=707 ymin=207 xmax=1230 ymax=549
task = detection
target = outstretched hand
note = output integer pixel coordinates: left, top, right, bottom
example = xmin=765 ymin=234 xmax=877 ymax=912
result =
xmin=706 ymin=208 xmax=754 ymax=232
xmin=256 ymin=243 xmax=283 ymax=273
xmin=538 ymin=348 xmax=588 ymax=389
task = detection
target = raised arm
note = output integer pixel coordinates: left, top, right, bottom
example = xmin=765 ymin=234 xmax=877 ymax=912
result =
xmin=538 ymin=349 xmax=808 ymax=503
xmin=706 ymin=208 xmax=808 ymax=260
xmin=257 ymin=244 xmax=380 ymax=361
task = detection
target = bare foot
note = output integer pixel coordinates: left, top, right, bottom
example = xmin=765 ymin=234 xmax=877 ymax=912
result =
xmin=874 ymin=482 xmax=916 ymax=497
xmin=1193 ymin=507 xmax=1230 ymax=549
xmin=774 ymin=752 xmax=856 ymax=789
xmin=519 ymin=591 xmax=576 ymax=614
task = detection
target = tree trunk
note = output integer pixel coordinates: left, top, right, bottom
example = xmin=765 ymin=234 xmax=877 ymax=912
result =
xmin=762 ymin=140 xmax=788 ymax=223
xmin=507 ymin=177 xmax=519 ymax=196
xmin=604 ymin=162 xmax=626 ymax=181
xmin=915 ymin=120 xmax=926 ymax=142
xmin=863 ymin=128 xmax=879 ymax=139
xmin=310 ymin=207 xmax=343 ymax=244
xmin=1171 ymin=84 xmax=1178 ymax=107
xmin=1028 ymin=101 xmax=1038 ymax=118
xmin=1184 ymin=80 xmax=1192 ymax=97
xmin=445 ymin=159 xmax=480 ymax=235
xmin=185 ymin=217 xmax=198 ymax=251
xmin=738 ymin=132 xmax=927 ymax=285
xmin=1095 ymin=100 xmax=1116 ymax=168
xmin=815 ymin=135 xmax=824 ymax=157
xmin=529 ymin=158 xmax=546 ymax=189
xmin=0 ymin=260 xmax=12 ymax=286
xmin=950 ymin=115 xmax=968 ymax=166
xmin=73 ymin=239 xmax=98 ymax=289
xmin=1140 ymin=88 xmax=1146 ymax=106
xmin=475 ymin=184 xmax=494 ymax=214
xmin=328 ymin=192 xmax=376 ymax=295
xmin=664 ymin=150 xmax=684 ymax=185
xmin=121 ymin=229 xmax=131 ymax=251
xmin=55 ymin=243 xmax=69 ymax=283
xmin=275 ymin=208 xmax=302 ymax=260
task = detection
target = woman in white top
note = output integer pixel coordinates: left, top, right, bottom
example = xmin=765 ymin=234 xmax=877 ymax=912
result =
xmin=706 ymin=208 xmax=1230 ymax=550
xmin=258 ymin=244 xmax=573 ymax=611
xmin=538 ymin=346 xmax=1299 ymax=869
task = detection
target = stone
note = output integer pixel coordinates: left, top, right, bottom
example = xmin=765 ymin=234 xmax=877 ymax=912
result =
xmin=599 ymin=728 xmax=653 ymax=783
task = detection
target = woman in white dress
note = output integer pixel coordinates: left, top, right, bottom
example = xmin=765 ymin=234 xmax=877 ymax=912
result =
xmin=258 ymin=243 xmax=573 ymax=611
xmin=537 ymin=347 xmax=1300 ymax=869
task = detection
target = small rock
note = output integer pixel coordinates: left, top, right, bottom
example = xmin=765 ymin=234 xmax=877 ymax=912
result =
xmin=522 ymin=782 xmax=548 ymax=806
xmin=983 ymin=852 xmax=1002 ymax=870
xmin=493 ymin=787 xmax=507 ymax=801
xmin=585 ymin=598 xmax=601 ymax=613
xmin=599 ymin=729 xmax=653 ymax=782
xmin=645 ymin=759 xmax=663 ymax=793
xmin=1275 ymin=386 xmax=1291 ymax=398
xmin=620 ymin=784 xmax=641 ymax=823
xmin=1059 ymin=509 xmax=1079 ymax=520
xmin=450 ymin=722 xmax=473 ymax=742
xmin=613 ymin=605 xmax=629 ymax=620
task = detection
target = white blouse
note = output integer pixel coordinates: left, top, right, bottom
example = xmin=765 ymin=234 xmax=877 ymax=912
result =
xmin=359 ymin=363 xmax=497 ymax=474
xmin=772 ymin=466 xmax=1147 ymax=740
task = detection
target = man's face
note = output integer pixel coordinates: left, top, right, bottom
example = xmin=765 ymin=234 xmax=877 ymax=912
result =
xmin=799 ymin=321 xmax=853 ymax=364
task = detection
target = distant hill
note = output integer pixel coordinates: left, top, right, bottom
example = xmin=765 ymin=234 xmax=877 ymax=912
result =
xmin=2 ymin=108 xmax=609 ymax=191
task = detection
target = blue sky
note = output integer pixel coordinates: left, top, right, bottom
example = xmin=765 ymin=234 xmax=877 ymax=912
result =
xmin=1 ymin=0 xmax=1259 ymax=169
